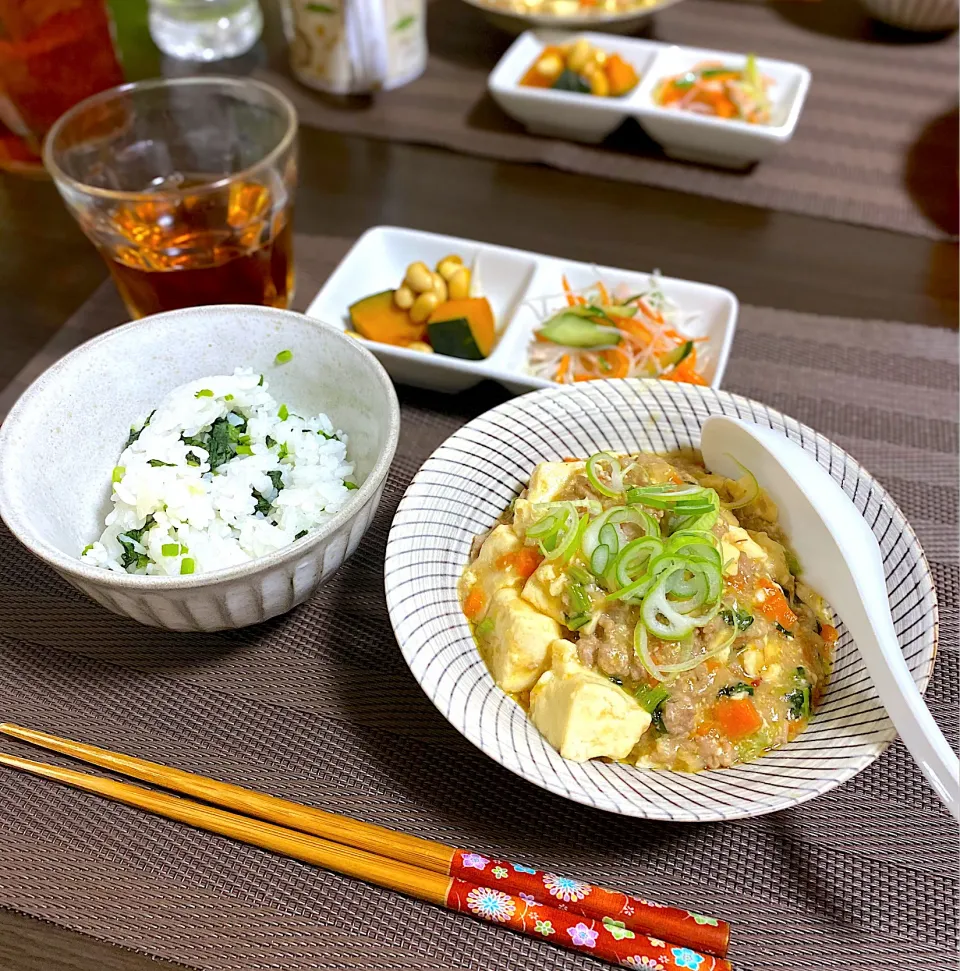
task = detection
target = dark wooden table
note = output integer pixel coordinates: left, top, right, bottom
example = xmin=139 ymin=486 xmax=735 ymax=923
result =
xmin=0 ymin=5 xmax=957 ymax=969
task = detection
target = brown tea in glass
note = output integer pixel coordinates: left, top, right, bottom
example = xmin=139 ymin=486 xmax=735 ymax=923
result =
xmin=44 ymin=77 xmax=298 ymax=319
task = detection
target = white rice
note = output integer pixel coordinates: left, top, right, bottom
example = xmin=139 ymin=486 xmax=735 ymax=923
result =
xmin=82 ymin=368 xmax=355 ymax=576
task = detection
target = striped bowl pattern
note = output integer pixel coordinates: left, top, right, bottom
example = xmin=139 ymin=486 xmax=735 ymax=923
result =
xmin=385 ymin=381 xmax=939 ymax=821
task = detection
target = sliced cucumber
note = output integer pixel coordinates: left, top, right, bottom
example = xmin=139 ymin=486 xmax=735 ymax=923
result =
xmin=537 ymin=312 xmax=621 ymax=348
xmin=661 ymin=340 xmax=694 ymax=369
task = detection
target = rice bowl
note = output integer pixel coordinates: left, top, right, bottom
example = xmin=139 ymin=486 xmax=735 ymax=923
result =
xmin=0 ymin=305 xmax=400 ymax=631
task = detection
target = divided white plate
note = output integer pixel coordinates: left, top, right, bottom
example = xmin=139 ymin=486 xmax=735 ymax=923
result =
xmin=385 ymin=381 xmax=939 ymax=820
xmin=488 ymin=30 xmax=811 ymax=166
xmin=305 ymin=225 xmax=738 ymax=394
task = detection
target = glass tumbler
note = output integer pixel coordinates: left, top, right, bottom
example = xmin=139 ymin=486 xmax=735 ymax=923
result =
xmin=44 ymin=76 xmax=298 ymax=319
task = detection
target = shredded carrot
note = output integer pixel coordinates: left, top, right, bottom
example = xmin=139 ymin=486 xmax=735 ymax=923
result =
xmin=556 ymin=353 xmax=571 ymax=382
xmin=562 ymin=274 xmax=576 ymax=307
xmin=755 ymin=577 xmax=798 ymax=629
xmin=601 ymin=346 xmax=630 ymax=379
xmin=595 ymin=279 xmax=610 ymax=305
xmin=820 ymin=624 xmax=839 ymax=644
xmin=464 ymin=586 xmax=486 ymax=621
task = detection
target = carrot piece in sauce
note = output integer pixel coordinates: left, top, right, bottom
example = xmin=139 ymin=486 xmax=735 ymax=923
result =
xmin=496 ymin=547 xmax=544 ymax=580
xmin=712 ymin=697 xmax=764 ymax=741
xmin=464 ymin=586 xmax=486 ymax=620
xmin=820 ymin=624 xmax=839 ymax=644
xmin=755 ymin=577 xmax=798 ymax=629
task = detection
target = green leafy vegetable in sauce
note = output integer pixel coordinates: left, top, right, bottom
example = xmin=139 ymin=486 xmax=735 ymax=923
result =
xmin=717 ymin=682 xmax=754 ymax=699
xmin=784 ymin=667 xmax=811 ymax=721
xmin=775 ymin=622 xmax=795 ymax=638
xmin=720 ymin=603 xmax=754 ymax=631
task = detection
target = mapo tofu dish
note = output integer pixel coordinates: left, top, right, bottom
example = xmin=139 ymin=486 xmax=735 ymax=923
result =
xmin=459 ymin=451 xmax=837 ymax=772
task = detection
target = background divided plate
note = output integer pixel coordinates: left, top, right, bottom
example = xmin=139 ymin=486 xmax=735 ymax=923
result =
xmin=384 ymin=380 xmax=938 ymax=821
xmin=306 ymin=225 xmax=737 ymax=394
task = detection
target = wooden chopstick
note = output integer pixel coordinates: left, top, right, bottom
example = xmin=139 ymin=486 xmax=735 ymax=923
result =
xmin=0 ymin=751 xmax=732 ymax=971
xmin=0 ymin=722 xmax=730 ymax=959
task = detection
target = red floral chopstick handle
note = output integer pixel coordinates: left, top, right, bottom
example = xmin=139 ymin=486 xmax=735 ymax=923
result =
xmin=450 ymin=849 xmax=729 ymax=959
xmin=446 ymin=878 xmax=733 ymax=970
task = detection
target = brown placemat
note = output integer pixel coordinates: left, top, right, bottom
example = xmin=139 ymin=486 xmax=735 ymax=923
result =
xmin=255 ymin=0 xmax=959 ymax=241
xmin=0 ymin=235 xmax=957 ymax=971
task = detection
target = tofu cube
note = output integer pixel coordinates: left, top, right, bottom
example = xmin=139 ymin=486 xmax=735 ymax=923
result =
xmin=526 ymin=461 xmax=584 ymax=503
xmin=530 ymin=641 xmax=651 ymax=762
xmin=458 ymin=525 xmax=523 ymax=621
xmin=521 ymin=560 xmax=567 ymax=624
xmin=485 ymin=589 xmax=561 ymax=692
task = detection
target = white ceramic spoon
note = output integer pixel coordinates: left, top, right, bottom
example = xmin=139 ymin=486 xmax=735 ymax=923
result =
xmin=700 ymin=415 xmax=959 ymax=821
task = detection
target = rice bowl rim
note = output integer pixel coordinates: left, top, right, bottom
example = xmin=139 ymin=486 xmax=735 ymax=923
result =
xmin=0 ymin=307 xmax=401 ymax=590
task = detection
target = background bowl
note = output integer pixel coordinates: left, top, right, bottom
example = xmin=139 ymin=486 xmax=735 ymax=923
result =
xmin=460 ymin=0 xmax=686 ymax=34
xmin=385 ymin=380 xmax=938 ymax=821
xmin=857 ymin=0 xmax=958 ymax=30
xmin=0 ymin=306 xmax=400 ymax=632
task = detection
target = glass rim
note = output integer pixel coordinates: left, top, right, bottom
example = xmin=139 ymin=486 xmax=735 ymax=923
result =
xmin=42 ymin=75 xmax=298 ymax=201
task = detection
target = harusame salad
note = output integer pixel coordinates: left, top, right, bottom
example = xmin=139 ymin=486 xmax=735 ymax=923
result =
xmin=526 ymin=274 xmax=709 ymax=385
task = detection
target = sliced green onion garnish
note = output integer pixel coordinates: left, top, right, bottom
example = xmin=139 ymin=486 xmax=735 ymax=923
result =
xmin=195 ymin=389 xmax=214 ymax=398
xmin=634 ymin=623 xmax=665 ymax=682
xmin=180 ymin=558 xmax=196 ymax=575
xmin=598 ymin=522 xmax=620 ymax=556
xmin=567 ymin=564 xmax=593 ymax=585
xmin=585 ymin=452 xmax=624 ymax=499
xmin=112 ymin=466 xmax=125 ymax=483
xmin=626 ymin=483 xmax=706 ymax=510
xmin=612 ymin=536 xmax=664 ymax=589
xmin=546 ymin=509 xmax=586 ymax=563
xmin=567 ymin=614 xmax=592 ymax=631
xmin=590 ymin=544 xmax=611 ymax=576
xmin=527 ymin=509 xmax=565 ymax=539
xmin=161 ymin=543 xmax=180 ymax=556
xmin=659 ymin=627 xmax=737 ymax=674
xmin=720 ymin=454 xmax=760 ymax=510
xmin=275 ymin=349 xmax=293 ymax=365
xmin=568 ymin=581 xmax=592 ymax=616
xmin=635 ymin=683 xmax=669 ymax=713
xmin=278 ymin=404 xmax=289 ymax=421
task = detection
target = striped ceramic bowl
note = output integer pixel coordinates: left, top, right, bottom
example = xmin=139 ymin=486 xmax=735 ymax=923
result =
xmin=385 ymin=381 xmax=938 ymax=821
xmin=858 ymin=0 xmax=958 ymax=30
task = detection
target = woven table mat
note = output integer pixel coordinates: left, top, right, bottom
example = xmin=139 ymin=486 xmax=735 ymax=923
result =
xmin=0 ymin=233 xmax=957 ymax=971
xmin=255 ymin=0 xmax=959 ymax=240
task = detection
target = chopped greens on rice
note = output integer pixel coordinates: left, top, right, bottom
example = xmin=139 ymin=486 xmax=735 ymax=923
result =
xmin=82 ymin=368 xmax=356 ymax=576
